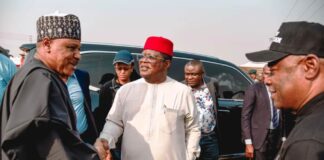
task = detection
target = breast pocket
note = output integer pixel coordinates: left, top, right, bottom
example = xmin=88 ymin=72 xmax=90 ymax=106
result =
xmin=160 ymin=106 xmax=178 ymax=134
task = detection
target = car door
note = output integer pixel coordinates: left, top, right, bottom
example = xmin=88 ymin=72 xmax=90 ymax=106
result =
xmin=203 ymin=62 xmax=251 ymax=158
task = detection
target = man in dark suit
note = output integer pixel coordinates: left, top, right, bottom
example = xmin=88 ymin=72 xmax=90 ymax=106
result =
xmin=241 ymin=65 xmax=281 ymax=160
xmin=68 ymin=69 xmax=98 ymax=144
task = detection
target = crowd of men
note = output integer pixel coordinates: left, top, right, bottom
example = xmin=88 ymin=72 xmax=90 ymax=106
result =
xmin=1 ymin=12 xmax=324 ymax=160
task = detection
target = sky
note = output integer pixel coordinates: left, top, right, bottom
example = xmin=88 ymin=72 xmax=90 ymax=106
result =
xmin=1 ymin=0 xmax=324 ymax=65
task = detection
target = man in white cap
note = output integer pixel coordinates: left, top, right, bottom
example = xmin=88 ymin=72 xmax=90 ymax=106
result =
xmin=95 ymin=36 xmax=201 ymax=160
xmin=246 ymin=21 xmax=324 ymax=160
xmin=0 ymin=12 xmax=99 ymax=159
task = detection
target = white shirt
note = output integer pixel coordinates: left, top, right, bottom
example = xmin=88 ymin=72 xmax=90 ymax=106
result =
xmin=266 ymin=85 xmax=280 ymax=129
xmin=191 ymin=83 xmax=216 ymax=134
xmin=100 ymin=77 xmax=201 ymax=160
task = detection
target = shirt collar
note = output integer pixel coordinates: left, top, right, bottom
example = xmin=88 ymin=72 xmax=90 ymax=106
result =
xmin=296 ymin=92 xmax=324 ymax=122
xmin=110 ymin=77 xmax=121 ymax=90
xmin=67 ymin=72 xmax=77 ymax=83
xmin=192 ymin=82 xmax=207 ymax=91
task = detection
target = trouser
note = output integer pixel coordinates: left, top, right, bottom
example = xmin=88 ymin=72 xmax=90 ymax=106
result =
xmin=197 ymin=131 xmax=219 ymax=160
xmin=255 ymin=129 xmax=281 ymax=160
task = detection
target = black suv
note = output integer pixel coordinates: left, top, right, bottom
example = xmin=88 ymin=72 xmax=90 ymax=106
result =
xmin=21 ymin=43 xmax=253 ymax=159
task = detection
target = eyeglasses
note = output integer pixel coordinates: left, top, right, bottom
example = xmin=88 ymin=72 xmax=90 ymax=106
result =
xmin=139 ymin=54 xmax=165 ymax=63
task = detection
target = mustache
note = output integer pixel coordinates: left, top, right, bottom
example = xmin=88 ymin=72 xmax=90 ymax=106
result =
xmin=70 ymin=59 xmax=79 ymax=66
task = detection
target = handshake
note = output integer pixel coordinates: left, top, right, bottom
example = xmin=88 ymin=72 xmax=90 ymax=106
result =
xmin=94 ymin=138 xmax=113 ymax=160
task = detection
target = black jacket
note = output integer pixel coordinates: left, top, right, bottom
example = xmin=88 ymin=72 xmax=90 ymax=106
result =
xmin=94 ymin=71 xmax=140 ymax=133
xmin=241 ymin=82 xmax=274 ymax=149
xmin=0 ymin=59 xmax=99 ymax=160
xmin=276 ymin=92 xmax=324 ymax=160
xmin=94 ymin=77 xmax=122 ymax=132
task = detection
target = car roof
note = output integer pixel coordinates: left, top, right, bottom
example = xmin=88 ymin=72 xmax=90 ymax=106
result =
xmin=20 ymin=43 xmax=36 ymax=52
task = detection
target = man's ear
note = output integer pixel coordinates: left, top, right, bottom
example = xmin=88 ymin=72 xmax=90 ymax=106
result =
xmin=130 ymin=64 xmax=134 ymax=73
xmin=41 ymin=38 xmax=51 ymax=53
xmin=164 ymin=59 xmax=171 ymax=69
xmin=304 ymin=54 xmax=320 ymax=80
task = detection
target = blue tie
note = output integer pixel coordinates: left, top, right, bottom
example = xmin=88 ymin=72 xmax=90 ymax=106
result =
xmin=272 ymin=104 xmax=279 ymax=128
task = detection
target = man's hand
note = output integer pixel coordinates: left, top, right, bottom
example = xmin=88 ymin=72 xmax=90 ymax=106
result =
xmin=245 ymin=144 xmax=254 ymax=159
xmin=94 ymin=138 xmax=112 ymax=160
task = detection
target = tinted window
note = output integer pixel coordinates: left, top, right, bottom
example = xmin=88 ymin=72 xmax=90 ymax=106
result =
xmin=165 ymin=57 xmax=188 ymax=81
xmin=79 ymin=51 xmax=141 ymax=87
xmin=78 ymin=52 xmax=119 ymax=87
xmin=203 ymin=62 xmax=249 ymax=99
xmin=165 ymin=57 xmax=250 ymax=100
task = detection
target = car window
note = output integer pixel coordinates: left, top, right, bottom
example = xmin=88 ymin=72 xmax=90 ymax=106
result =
xmin=167 ymin=57 xmax=188 ymax=81
xmin=161 ymin=57 xmax=250 ymax=100
xmin=203 ymin=62 xmax=249 ymax=99
xmin=78 ymin=52 xmax=119 ymax=87
xmin=79 ymin=51 xmax=141 ymax=86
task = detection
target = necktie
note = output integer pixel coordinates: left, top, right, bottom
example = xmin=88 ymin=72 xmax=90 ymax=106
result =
xmin=272 ymin=104 xmax=279 ymax=128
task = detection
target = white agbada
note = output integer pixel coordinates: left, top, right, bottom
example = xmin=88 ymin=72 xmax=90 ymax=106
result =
xmin=100 ymin=77 xmax=201 ymax=160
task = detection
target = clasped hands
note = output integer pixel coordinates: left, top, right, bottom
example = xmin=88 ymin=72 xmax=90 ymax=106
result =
xmin=94 ymin=138 xmax=113 ymax=160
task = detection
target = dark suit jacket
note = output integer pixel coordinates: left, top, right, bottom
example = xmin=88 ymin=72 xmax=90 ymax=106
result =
xmin=204 ymin=77 xmax=221 ymax=138
xmin=74 ymin=69 xmax=98 ymax=144
xmin=241 ymin=82 xmax=272 ymax=150
xmin=94 ymin=77 xmax=120 ymax=133
xmin=1 ymin=59 xmax=99 ymax=159
xmin=204 ymin=77 xmax=219 ymax=117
